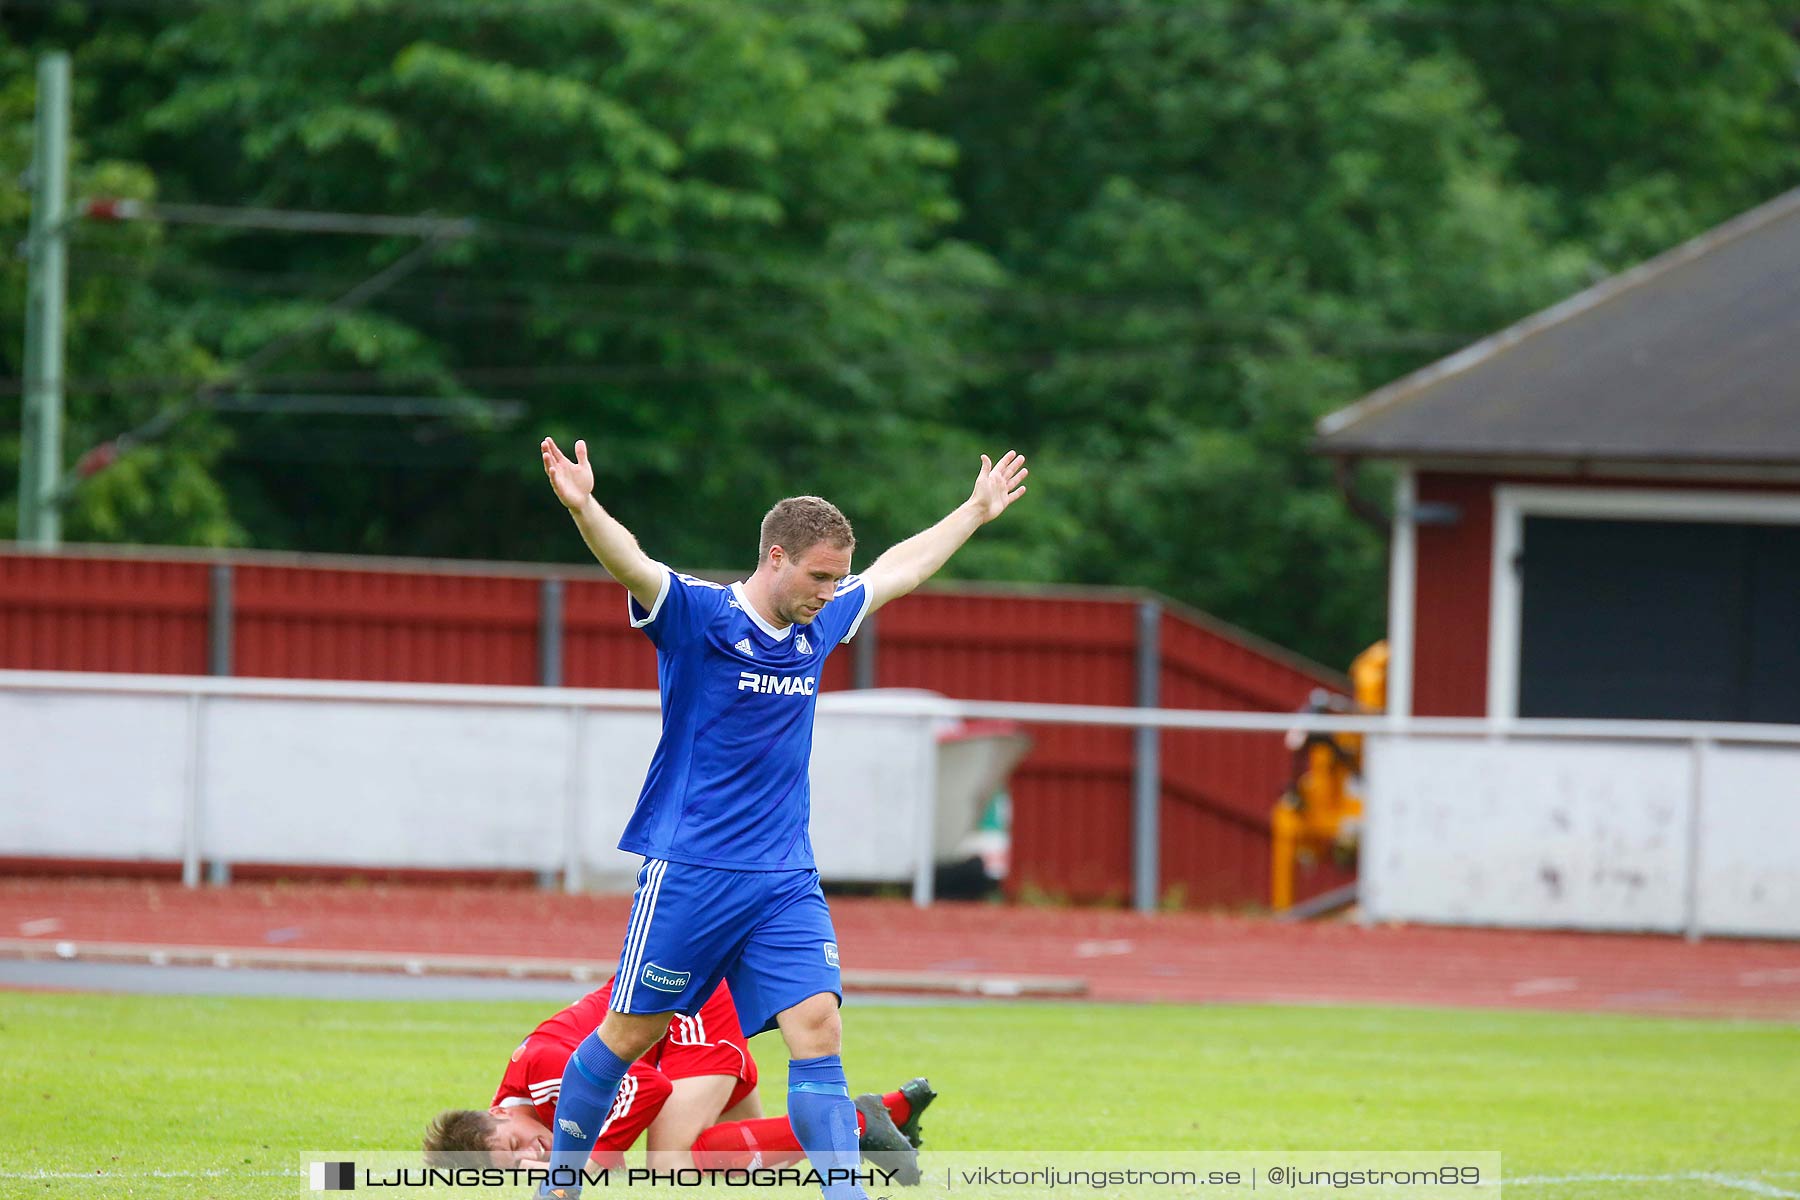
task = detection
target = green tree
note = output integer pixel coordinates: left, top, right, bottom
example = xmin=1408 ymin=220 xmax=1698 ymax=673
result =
xmin=164 ymin=0 xmax=1004 ymax=565
xmin=15 ymin=0 xmax=1792 ymax=670
xmin=11 ymin=0 xmax=1000 ymax=562
xmin=901 ymin=0 xmax=1594 ymax=665
xmin=1394 ymin=0 xmax=1800 ymax=263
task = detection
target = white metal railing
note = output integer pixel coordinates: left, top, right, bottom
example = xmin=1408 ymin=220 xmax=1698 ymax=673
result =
xmin=11 ymin=666 xmax=1800 ymax=741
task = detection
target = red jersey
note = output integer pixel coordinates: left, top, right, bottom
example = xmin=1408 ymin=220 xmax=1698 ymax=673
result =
xmin=492 ymin=978 xmax=756 ymax=1134
xmin=493 ymin=983 xmax=619 ymax=1126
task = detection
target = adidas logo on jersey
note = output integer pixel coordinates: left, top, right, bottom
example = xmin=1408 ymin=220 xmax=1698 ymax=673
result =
xmin=738 ymin=671 xmax=817 ymax=696
xmin=796 ymin=634 xmax=812 ymax=654
xmin=734 ymin=638 xmax=754 ymax=657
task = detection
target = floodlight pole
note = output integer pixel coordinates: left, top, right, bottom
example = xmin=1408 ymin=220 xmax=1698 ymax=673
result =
xmin=17 ymin=53 xmax=71 ymax=546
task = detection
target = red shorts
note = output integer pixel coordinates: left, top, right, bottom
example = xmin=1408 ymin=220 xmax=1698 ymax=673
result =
xmin=590 ymin=981 xmax=757 ymax=1158
xmin=590 ymin=1062 xmax=674 ymax=1159
xmin=651 ymin=982 xmax=758 ymax=1110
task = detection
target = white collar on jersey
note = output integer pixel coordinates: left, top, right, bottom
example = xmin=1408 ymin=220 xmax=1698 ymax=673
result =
xmin=730 ymin=580 xmax=793 ymax=641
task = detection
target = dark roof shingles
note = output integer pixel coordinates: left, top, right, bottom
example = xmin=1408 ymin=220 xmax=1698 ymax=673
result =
xmin=1317 ymin=191 xmax=1800 ymax=464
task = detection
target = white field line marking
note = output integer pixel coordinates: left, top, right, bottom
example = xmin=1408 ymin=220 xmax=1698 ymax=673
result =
xmin=0 ymin=1170 xmax=296 ymax=1179
xmin=1511 ymin=1172 xmax=1800 ymax=1195
xmin=1694 ymin=1176 xmax=1800 ymax=1198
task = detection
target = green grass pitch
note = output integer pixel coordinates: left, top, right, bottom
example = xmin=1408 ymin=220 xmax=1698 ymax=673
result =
xmin=1 ymin=992 xmax=1795 ymax=1199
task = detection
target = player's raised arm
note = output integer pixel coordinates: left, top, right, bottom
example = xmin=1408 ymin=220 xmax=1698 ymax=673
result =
xmin=541 ymin=435 xmax=665 ymax=611
xmin=859 ymin=450 xmax=1029 ymax=614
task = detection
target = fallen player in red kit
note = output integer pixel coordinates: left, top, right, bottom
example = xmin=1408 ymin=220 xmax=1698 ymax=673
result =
xmin=423 ymin=977 xmax=934 ymax=1181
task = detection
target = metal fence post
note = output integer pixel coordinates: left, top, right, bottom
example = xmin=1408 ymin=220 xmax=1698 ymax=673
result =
xmin=542 ymin=584 xmax=572 ymax=889
xmin=912 ymin=716 xmax=937 ymax=907
xmin=561 ymin=705 xmax=585 ymax=894
xmin=182 ymin=693 xmax=203 ymax=888
xmin=1133 ymin=601 xmax=1162 ymax=914
xmin=208 ymin=563 xmax=233 ymax=676
xmin=539 ymin=578 xmax=565 ymax=688
xmin=1684 ymin=738 xmax=1710 ymax=942
xmin=852 ymin=612 xmax=878 ymax=689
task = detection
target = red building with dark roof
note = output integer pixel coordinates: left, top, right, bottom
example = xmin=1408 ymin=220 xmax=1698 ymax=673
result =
xmin=1317 ymin=187 xmax=1800 ymax=728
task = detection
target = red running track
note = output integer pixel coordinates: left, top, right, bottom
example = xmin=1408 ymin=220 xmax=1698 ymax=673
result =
xmin=2 ymin=878 xmax=1797 ymax=1020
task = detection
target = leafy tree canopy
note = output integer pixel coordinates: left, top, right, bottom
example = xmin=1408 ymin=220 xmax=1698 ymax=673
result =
xmin=4 ymin=0 xmax=1798 ymax=666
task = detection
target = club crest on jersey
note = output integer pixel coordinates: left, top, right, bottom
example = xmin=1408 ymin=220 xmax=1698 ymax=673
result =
xmin=796 ymin=633 xmax=812 ymax=654
xmin=734 ymin=638 xmax=755 ymax=657
xmin=737 ymin=671 xmax=816 ymax=696
xmin=642 ymin=962 xmax=692 ymax=993
xmin=823 ymin=942 xmax=840 ymax=968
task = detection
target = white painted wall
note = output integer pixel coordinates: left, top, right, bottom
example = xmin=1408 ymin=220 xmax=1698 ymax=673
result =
xmin=1693 ymin=744 xmax=1800 ymax=939
xmin=1363 ymin=734 xmax=1800 ymax=937
xmin=201 ymin=697 xmax=572 ymax=871
xmin=0 ymin=673 xmax=946 ymax=895
xmin=0 ymin=688 xmax=194 ymax=860
xmin=569 ymin=701 xmax=944 ymax=888
xmin=6 ymin=670 xmax=1793 ymax=935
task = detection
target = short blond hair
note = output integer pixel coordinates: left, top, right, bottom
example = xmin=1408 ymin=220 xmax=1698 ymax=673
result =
xmin=758 ymin=496 xmax=855 ymax=563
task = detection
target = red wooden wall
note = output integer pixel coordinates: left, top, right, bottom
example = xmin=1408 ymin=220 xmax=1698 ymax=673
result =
xmin=236 ymin=567 xmax=542 ymax=684
xmin=1413 ymin=473 xmax=1493 ymax=717
xmin=0 ymin=554 xmax=211 ymax=674
xmin=0 ymin=546 xmax=1346 ymax=906
xmin=1158 ymin=613 xmax=1354 ymax=906
xmin=878 ymin=590 xmax=1141 ymax=902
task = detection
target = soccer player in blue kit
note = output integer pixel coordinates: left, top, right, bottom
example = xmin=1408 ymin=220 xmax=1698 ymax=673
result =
xmin=535 ymin=435 xmax=1028 ymax=1199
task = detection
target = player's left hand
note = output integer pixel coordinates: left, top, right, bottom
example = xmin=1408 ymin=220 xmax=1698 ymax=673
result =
xmin=970 ymin=450 xmax=1029 ymax=522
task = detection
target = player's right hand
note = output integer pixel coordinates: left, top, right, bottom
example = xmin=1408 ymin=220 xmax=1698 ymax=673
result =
xmin=542 ymin=436 xmax=595 ymax=510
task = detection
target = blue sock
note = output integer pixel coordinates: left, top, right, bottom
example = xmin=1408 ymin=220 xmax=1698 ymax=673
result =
xmin=788 ymin=1054 xmax=867 ymax=1200
xmin=541 ymin=1032 xmax=630 ymax=1196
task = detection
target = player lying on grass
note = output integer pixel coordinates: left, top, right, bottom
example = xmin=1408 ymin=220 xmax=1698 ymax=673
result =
xmin=423 ymin=977 xmax=934 ymax=1179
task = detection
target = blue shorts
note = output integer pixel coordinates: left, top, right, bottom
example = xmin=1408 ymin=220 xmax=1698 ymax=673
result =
xmin=609 ymin=859 xmax=842 ymax=1038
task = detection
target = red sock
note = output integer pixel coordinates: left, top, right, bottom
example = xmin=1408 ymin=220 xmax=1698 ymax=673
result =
xmin=691 ymin=1110 xmax=869 ymax=1170
xmin=882 ymin=1089 xmax=912 ymax=1128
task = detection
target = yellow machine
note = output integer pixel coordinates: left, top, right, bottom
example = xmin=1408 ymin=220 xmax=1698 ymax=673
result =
xmin=1270 ymin=641 xmax=1387 ymax=912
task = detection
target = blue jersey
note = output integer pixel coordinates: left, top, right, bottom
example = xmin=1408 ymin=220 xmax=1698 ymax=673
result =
xmin=619 ymin=566 xmax=871 ymax=870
